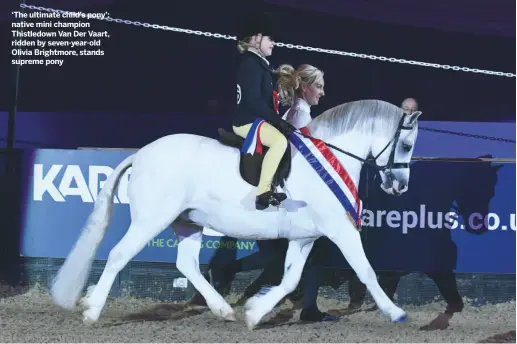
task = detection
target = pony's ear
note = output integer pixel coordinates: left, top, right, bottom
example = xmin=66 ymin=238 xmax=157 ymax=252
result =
xmin=404 ymin=111 xmax=422 ymax=126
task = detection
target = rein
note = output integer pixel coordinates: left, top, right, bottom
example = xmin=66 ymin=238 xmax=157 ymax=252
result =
xmin=292 ymin=114 xmax=413 ymax=172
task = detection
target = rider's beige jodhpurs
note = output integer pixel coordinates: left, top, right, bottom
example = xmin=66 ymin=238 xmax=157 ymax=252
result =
xmin=233 ymin=122 xmax=288 ymax=195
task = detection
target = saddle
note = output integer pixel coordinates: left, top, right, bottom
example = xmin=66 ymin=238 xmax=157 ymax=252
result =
xmin=217 ymin=128 xmax=292 ymax=189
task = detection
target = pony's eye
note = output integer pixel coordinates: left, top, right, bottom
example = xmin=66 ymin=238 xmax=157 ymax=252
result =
xmin=402 ymin=143 xmax=412 ymax=152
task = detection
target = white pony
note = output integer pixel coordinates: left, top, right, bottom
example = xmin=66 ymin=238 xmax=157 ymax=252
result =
xmin=50 ymin=99 xmax=422 ymax=330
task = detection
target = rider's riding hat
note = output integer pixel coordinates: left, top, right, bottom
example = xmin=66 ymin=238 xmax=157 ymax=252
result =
xmin=237 ymin=11 xmax=277 ymax=42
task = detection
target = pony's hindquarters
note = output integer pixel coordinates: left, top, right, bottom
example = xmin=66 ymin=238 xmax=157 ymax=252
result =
xmin=51 ymin=134 xmax=199 ymax=311
xmin=80 ymin=134 xmax=199 ymax=322
xmin=51 ymin=154 xmax=134 ymax=310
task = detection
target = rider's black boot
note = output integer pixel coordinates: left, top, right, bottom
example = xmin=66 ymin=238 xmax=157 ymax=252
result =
xmin=255 ymin=191 xmax=287 ymax=210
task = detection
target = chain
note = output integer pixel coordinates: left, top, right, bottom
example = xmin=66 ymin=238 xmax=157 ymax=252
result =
xmin=420 ymin=127 xmax=515 ymax=143
xmin=19 ymin=3 xmax=516 ymax=78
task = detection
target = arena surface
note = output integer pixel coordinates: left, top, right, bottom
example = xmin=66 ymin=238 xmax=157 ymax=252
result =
xmin=0 ymin=284 xmax=514 ymax=343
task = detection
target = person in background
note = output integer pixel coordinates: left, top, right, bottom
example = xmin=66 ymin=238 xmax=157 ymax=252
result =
xmin=275 ymin=63 xmax=340 ymax=322
xmin=401 ymin=97 xmax=418 ymax=114
xmin=276 ymin=63 xmax=325 ymax=129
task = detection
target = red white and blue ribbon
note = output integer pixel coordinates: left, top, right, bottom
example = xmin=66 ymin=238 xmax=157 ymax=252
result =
xmin=272 ymin=90 xmax=279 ymax=114
xmin=240 ymin=118 xmax=265 ymax=155
xmin=289 ymin=127 xmax=363 ymax=227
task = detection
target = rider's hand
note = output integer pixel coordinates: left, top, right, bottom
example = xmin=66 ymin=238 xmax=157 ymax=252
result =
xmin=278 ymin=120 xmax=296 ymax=135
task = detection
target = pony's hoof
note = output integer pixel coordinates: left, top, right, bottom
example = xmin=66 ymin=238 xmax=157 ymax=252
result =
xmin=82 ymin=310 xmax=99 ymax=325
xmin=217 ymin=306 xmax=236 ymax=322
xmin=245 ymin=310 xmax=261 ymax=331
xmin=393 ymin=313 xmax=408 ymax=324
xmin=384 ymin=307 xmax=407 ymax=324
xmin=223 ymin=310 xmax=237 ymax=322
xmin=207 ymin=300 xmax=235 ymax=322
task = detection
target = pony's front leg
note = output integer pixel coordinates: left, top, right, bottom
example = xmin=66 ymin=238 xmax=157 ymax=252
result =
xmin=244 ymin=238 xmax=315 ymax=330
xmin=326 ymin=221 xmax=407 ymax=323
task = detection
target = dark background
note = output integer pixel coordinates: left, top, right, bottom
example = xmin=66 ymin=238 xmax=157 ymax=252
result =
xmin=1 ymin=0 xmax=515 ymax=135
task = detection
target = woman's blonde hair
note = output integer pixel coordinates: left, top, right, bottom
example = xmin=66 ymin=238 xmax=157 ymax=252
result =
xmin=237 ymin=39 xmax=254 ymax=54
xmin=275 ymin=64 xmax=324 ymax=106
xmin=237 ymin=36 xmax=263 ymax=54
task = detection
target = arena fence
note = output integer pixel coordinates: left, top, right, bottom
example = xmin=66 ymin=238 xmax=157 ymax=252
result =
xmin=14 ymin=257 xmax=517 ymax=307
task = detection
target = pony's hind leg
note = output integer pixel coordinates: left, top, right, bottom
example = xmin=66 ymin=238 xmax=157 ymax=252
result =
xmin=81 ymin=216 xmax=179 ymax=324
xmin=174 ymin=224 xmax=236 ymax=322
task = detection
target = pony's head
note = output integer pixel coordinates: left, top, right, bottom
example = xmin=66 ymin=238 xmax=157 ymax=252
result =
xmin=372 ymin=110 xmax=422 ymax=196
xmin=308 ymin=99 xmax=422 ymax=196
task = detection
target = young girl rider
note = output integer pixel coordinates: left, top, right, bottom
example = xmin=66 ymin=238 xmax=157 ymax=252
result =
xmin=233 ymin=11 xmax=296 ymax=210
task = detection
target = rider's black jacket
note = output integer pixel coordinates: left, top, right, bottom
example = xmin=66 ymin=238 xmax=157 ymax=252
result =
xmin=233 ymin=50 xmax=283 ymax=128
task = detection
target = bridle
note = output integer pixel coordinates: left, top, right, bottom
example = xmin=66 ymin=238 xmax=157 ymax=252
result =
xmin=295 ymin=113 xmax=415 ymax=176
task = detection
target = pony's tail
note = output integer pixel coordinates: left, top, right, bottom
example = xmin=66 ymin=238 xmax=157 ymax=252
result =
xmin=51 ymin=154 xmax=134 ymax=309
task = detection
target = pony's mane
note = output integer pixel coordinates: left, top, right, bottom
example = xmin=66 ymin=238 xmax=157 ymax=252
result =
xmin=307 ymin=99 xmax=404 ymax=140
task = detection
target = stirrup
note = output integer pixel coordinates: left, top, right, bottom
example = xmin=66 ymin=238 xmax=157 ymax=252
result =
xmin=255 ymin=191 xmax=286 ymax=210
xmin=271 ymin=192 xmax=287 ymax=203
